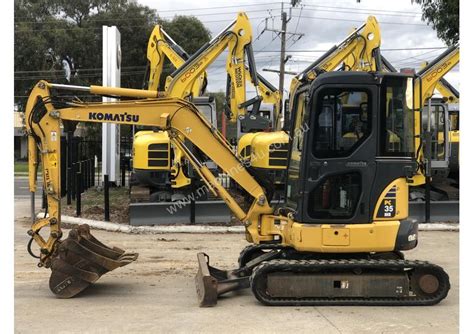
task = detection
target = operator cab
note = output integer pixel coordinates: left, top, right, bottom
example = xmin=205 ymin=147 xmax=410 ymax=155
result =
xmin=285 ymin=71 xmax=417 ymax=224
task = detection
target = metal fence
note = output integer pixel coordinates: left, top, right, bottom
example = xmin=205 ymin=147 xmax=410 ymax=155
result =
xmin=61 ymin=133 xmax=133 ymax=218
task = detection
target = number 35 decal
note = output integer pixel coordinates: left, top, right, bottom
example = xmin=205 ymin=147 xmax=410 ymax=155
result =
xmin=377 ymin=199 xmax=397 ymax=218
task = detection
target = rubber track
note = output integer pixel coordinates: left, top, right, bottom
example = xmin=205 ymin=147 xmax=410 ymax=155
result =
xmin=250 ymin=259 xmax=450 ymax=306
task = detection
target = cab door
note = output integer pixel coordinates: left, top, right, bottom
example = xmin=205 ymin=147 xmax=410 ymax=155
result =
xmin=301 ymin=84 xmax=378 ymax=224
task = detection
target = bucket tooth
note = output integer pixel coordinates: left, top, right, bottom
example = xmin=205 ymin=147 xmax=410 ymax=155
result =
xmin=49 ymin=224 xmax=138 ymax=298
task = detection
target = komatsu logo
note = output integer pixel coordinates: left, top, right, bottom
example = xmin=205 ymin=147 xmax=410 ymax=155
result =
xmin=88 ymin=112 xmax=139 ymax=123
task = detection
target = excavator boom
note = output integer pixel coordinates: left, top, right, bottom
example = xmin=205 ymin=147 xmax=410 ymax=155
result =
xmin=26 ymin=80 xmax=273 ymax=298
xmin=146 ymin=24 xmax=207 ymax=95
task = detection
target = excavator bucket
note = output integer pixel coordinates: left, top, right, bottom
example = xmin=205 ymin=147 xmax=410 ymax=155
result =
xmin=49 ymin=224 xmax=138 ymax=298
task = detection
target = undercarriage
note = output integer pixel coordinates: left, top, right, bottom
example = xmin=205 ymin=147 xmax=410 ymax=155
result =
xmin=196 ymin=245 xmax=450 ymax=307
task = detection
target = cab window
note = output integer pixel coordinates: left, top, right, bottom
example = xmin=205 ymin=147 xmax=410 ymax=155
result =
xmin=380 ymin=77 xmax=414 ymax=156
xmin=312 ymin=89 xmax=370 ymax=158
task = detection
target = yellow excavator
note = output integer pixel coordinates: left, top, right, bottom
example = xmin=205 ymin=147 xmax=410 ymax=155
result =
xmin=26 ymin=18 xmax=457 ymax=306
xmin=131 ymin=24 xmax=214 ymax=202
xmin=132 ymin=15 xmax=282 ymax=203
xmin=237 ymin=16 xmax=382 ymax=198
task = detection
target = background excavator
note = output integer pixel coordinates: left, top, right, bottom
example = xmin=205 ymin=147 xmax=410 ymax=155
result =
xmin=433 ymin=77 xmax=459 ymax=180
xmin=131 ymin=14 xmax=282 ymax=204
xmin=381 ymin=47 xmax=460 ymax=201
xmin=237 ymin=16 xmax=382 ymax=199
xmin=26 ymin=15 xmax=455 ymax=306
xmin=131 ymin=23 xmax=215 ymax=202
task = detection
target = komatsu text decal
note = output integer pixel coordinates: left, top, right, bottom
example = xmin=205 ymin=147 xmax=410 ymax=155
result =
xmin=88 ymin=112 xmax=139 ymax=123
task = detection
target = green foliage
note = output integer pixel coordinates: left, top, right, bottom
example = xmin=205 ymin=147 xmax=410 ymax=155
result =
xmin=15 ymin=0 xmax=212 ymax=141
xmin=413 ymin=0 xmax=459 ymax=45
xmin=160 ymin=16 xmax=211 ymax=55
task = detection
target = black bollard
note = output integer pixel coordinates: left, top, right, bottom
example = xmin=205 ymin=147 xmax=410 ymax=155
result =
xmin=67 ymin=167 xmax=72 ymax=205
xmin=121 ymin=165 xmax=126 ymax=187
xmin=90 ymin=159 xmax=94 ymax=187
xmin=76 ymin=171 xmax=81 ymax=217
xmin=104 ymin=174 xmax=110 ymax=221
xmin=71 ymin=163 xmax=77 ymax=201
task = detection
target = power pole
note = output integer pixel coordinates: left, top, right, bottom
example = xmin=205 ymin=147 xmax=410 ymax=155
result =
xmin=260 ymin=2 xmax=304 ymax=98
xmin=279 ymin=4 xmax=287 ymax=98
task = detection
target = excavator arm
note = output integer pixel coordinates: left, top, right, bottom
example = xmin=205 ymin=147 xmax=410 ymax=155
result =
xmin=289 ymin=15 xmax=381 ymax=111
xmin=164 ymin=12 xmax=259 ymax=123
xmin=146 ymin=22 xmax=281 ymax=129
xmin=26 ymin=81 xmax=274 ymax=297
xmin=417 ymin=60 xmax=459 ymax=104
xmin=146 ymin=25 xmax=207 ymax=95
xmin=414 ymin=45 xmax=459 ymax=109
xmin=436 ymin=78 xmax=459 ymax=104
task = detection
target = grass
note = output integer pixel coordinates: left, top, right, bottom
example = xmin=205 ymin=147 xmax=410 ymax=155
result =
xmin=15 ymin=161 xmax=29 ymax=173
xmin=14 ymin=161 xmax=102 ymax=175
xmin=14 ymin=161 xmax=42 ymax=174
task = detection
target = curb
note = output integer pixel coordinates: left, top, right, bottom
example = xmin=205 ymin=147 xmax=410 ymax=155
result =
xmin=54 ymin=215 xmax=459 ymax=234
xmin=60 ymin=215 xmax=244 ymax=233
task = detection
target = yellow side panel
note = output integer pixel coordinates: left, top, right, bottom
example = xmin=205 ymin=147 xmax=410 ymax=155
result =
xmin=237 ymin=132 xmax=257 ymax=159
xmin=287 ymin=221 xmax=400 ymax=253
xmin=133 ymin=130 xmax=170 ymax=170
xmin=250 ymin=131 xmax=289 ymax=169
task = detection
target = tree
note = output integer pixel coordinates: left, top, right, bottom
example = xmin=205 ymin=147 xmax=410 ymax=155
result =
xmin=15 ymin=0 xmax=212 ymax=112
xmin=413 ymin=0 xmax=459 ymax=45
xmin=160 ymin=16 xmax=211 ymax=55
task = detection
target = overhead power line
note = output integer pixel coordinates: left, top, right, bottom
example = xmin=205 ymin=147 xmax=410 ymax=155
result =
xmin=296 ymin=15 xmax=426 ymax=26
xmin=300 ymin=6 xmax=421 ymax=18
xmin=247 ymin=47 xmax=448 ymax=53
xmin=301 ymin=2 xmax=423 ymax=15
xmin=13 ymin=2 xmax=282 ymax=20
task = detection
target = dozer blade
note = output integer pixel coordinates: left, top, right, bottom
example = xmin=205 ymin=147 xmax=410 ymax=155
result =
xmin=195 ymin=252 xmax=250 ymax=307
xmin=49 ymin=224 xmax=138 ymax=298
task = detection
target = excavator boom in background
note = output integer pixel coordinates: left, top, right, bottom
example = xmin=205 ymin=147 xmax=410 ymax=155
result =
xmin=131 ymin=16 xmax=282 ymax=205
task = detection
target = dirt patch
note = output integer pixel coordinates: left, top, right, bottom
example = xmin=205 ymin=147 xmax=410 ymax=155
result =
xmin=83 ymin=206 xmax=104 ymax=215
xmin=155 ymin=238 xmax=178 ymax=242
xmin=62 ymin=187 xmax=130 ymax=224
